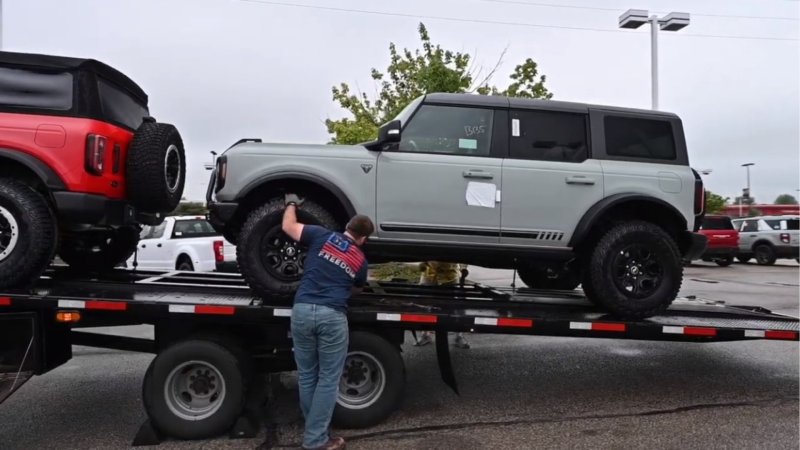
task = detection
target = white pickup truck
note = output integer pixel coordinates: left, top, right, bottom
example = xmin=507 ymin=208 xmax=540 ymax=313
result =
xmin=127 ymin=216 xmax=237 ymax=272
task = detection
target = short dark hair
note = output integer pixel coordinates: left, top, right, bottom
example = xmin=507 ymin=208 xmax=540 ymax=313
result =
xmin=346 ymin=214 xmax=375 ymax=239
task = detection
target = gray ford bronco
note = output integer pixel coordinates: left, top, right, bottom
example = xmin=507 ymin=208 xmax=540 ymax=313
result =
xmin=207 ymin=93 xmax=707 ymax=318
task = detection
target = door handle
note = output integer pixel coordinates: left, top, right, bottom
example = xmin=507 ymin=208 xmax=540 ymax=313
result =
xmin=463 ymin=170 xmax=493 ymax=179
xmin=565 ymin=176 xmax=595 ymax=185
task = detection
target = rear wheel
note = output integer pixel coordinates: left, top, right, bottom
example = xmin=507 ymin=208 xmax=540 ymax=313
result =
xmin=237 ymin=198 xmax=338 ymax=298
xmin=176 ymin=257 xmax=194 ymax=271
xmin=584 ymin=221 xmax=682 ymax=319
xmin=0 ymin=178 xmax=57 ymax=288
xmin=715 ymin=255 xmax=734 ymax=267
xmin=59 ymin=226 xmax=140 ymax=272
xmin=754 ymin=244 xmax=776 ymax=266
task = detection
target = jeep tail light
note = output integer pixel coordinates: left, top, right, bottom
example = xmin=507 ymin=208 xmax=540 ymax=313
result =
xmin=213 ymin=240 xmax=224 ymax=263
xmin=780 ymin=233 xmax=790 ymax=244
xmin=215 ymin=155 xmax=227 ymax=192
xmin=85 ymin=134 xmax=107 ymax=175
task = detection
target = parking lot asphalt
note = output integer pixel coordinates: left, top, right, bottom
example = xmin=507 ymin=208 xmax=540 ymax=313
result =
xmin=0 ymin=261 xmax=797 ymax=450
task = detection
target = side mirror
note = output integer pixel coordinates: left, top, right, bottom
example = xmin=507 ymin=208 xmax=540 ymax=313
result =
xmin=378 ymin=120 xmax=402 ymax=144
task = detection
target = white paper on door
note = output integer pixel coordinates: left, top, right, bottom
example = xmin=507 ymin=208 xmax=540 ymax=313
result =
xmin=465 ymin=181 xmax=497 ymax=208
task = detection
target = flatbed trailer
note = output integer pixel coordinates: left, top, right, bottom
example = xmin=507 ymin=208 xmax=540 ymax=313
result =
xmin=1 ymin=268 xmax=798 ymax=445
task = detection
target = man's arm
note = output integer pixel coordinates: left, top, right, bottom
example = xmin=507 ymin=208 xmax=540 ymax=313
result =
xmin=282 ymin=204 xmax=304 ymax=242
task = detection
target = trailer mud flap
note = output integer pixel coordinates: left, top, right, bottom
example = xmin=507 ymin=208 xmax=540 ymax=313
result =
xmin=435 ymin=329 xmax=459 ymax=395
xmin=0 ymin=312 xmax=39 ymax=405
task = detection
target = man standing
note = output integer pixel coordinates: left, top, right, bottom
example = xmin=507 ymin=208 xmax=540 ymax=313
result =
xmin=281 ymin=193 xmax=374 ymax=450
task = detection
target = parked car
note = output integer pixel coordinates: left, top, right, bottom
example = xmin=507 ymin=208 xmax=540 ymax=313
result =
xmin=0 ymin=51 xmax=186 ymax=287
xmin=207 ymin=92 xmax=707 ymax=319
xmin=126 ymin=216 xmax=236 ymax=272
xmin=731 ymin=215 xmax=800 ymax=265
xmin=696 ymin=215 xmax=739 ymax=266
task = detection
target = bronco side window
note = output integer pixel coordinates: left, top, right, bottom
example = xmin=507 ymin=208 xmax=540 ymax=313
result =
xmin=509 ymin=110 xmax=588 ymax=163
xmin=398 ymin=105 xmax=494 ymax=156
xmin=0 ymin=67 xmax=73 ymax=111
xmin=604 ymin=116 xmax=676 ymax=160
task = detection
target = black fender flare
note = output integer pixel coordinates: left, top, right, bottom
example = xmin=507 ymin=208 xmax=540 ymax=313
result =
xmin=236 ymin=171 xmax=357 ymax=218
xmin=0 ymin=148 xmax=66 ymax=190
xmin=569 ymin=193 xmax=688 ymax=247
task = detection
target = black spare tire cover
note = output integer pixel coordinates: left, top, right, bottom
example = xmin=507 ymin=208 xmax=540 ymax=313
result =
xmin=126 ymin=121 xmax=186 ymax=213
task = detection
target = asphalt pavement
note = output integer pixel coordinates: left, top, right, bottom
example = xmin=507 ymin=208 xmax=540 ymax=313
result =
xmin=0 ymin=261 xmax=797 ymax=450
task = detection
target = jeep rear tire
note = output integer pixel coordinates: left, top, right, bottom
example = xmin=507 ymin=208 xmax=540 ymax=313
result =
xmin=754 ymin=244 xmax=776 ymax=266
xmin=237 ymin=198 xmax=338 ymax=298
xmin=127 ymin=121 xmax=186 ymax=213
xmin=585 ymin=221 xmax=682 ymax=319
xmin=517 ymin=266 xmax=581 ymax=290
xmin=59 ymin=226 xmax=140 ymax=272
xmin=0 ymin=178 xmax=57 ymax=289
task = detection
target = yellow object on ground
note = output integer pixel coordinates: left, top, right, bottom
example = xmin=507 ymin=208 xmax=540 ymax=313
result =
xmin=419 ymin=261 xmax=465 ymax=285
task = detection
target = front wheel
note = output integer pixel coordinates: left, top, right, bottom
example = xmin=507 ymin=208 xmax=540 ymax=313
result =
xmin=584 ymin=221 xmax=682 ymax=319
xmin=59 ymin=226 xmax=140 ymax=272
xmin=237 ymin=198 xmax=338 ymax=298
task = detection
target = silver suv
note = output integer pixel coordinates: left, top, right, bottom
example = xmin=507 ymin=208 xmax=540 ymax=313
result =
xmin=731 ymin=215 xmax=800 ymax=265
xmin=207 ymin=93 xmax=707 ymax=318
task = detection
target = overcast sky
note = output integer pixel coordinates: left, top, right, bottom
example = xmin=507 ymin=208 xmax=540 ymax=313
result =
xmin=5 ymin=0 xmax=799 ymax=203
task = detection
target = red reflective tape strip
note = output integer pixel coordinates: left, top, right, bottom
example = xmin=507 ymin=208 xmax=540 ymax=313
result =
xmin=765 ymin=330 xmax=798 ymax=340
xmin=400 ymin=314 xmax=437 ymax=324
xmin=85 ymin=300 xmax=127 ymax=311
xmin=497 ymin=318 xmax=533 ymax=328
xmin=195 ymin=305 xmax=236 ymax=315
xmin=684 ymin=327 xmax=717 ymax=336
xmin=0 ymin=296 xmax=11 ymax=306
xmin=592 ymin=322 xmax=626 ymax=332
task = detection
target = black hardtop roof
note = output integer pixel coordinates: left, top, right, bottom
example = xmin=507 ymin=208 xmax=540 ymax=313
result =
xmin=0 ymin=50 xmax=148 ymax=105
xmin=423 ymin=92 xmax=679 ymax=118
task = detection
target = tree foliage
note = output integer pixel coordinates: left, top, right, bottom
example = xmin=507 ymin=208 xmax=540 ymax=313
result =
xmin=774 ymin=194 xmax=799 ymax=205
xmin=704 ymin=190 xmax=729 ymax=214
xmin=325 ymin=23 xmax=552 ymax=144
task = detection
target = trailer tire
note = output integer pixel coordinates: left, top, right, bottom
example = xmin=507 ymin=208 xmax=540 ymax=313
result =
xmin=0 ymin=177 xmax=57 ymax=289
xmin=237 ymin=198 xmax=338 ymax=298
xmin=142 ymin=340 xmax=247 ymax=440
xmin=333 ymin=332 xmax=405 ymax=429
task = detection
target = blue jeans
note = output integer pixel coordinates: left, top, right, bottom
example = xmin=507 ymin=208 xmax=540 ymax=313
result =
xmin=291 ymin=302 xmax=349 ymax=449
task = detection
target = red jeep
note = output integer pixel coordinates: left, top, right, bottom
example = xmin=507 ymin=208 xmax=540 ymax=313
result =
xmin=0 ymin=51 xmax=185 ymax=287
xmin=697 ymin=215 xmax=739 ymax=266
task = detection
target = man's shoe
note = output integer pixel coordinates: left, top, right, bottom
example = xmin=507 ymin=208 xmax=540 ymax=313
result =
xmin=303 ymin=436 xmax=346 ymax=450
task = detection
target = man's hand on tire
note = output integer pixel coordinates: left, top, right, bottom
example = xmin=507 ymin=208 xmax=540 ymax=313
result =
xmin=285 ymin=193 xmax=305 ymax=208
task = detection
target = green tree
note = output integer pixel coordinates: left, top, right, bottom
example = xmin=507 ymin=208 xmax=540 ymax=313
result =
xmin=774 ymin=194 xmax=799 ymax=205
xmin=704 ymin=190 xmax=729 ymax=214
xmin=325 ymin=23 xmax=552 ymax=144
xmin=169 ymin=202 xmax=208 ymax=216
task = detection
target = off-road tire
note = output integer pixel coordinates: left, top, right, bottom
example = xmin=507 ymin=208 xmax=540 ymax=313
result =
xmin=333 ymin=332 xmax=406 ymax=429
xmin=517 ymin=266 xmax=581 ymax=290
xmin=0 ymin=178 xmax=57 ymax=288
xmin=237 ymin=198 xmax=338 ymax=298
xmin=715 ymin=255 xmax=734 ymax=267
xmin=127 ymin=121 xmax=186 ymax=213
xmin=585 ymin=221 xmax=682 ymax=319
xmin=59 ymin=226 xmax=140 ymax=272
xmin=142 ymin=339 xmax=247 ymax=440
xmin=754 ymin=244 xmax=776 ymax=266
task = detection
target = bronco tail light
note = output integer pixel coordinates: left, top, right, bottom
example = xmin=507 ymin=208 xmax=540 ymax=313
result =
xmin=213 ymin=240 xmax=224 ymax=263
xmin=215 ymin=156 xmax=227 ymax=192
xmin=780 ymin=233 xmax=790 ymax=244
xmin=85 ymin=134 xmax=108 ymax=175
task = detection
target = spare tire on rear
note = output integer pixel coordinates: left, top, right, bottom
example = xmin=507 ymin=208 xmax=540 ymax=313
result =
xmin=127 ymin=121 xmax=186 ymax=213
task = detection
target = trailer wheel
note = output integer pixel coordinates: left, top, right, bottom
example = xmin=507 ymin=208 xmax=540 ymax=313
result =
xmin=142 ymin=340 xmax=247 ymax=440
xmin=333 ymin=332 xmax=405 ymax=429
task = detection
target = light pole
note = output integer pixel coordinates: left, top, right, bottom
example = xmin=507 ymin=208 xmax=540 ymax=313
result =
xmin=740 ymin=162 xmax=755 ymax=217
xmin=619 ymin=9 xmax=690 ymax=110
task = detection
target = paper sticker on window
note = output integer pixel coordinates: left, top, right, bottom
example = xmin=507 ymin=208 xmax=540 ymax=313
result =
xmin=459 ymin=138 xmax=478 ymax=150
xmin=512 ymin=119 xmax=520 ymax=137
